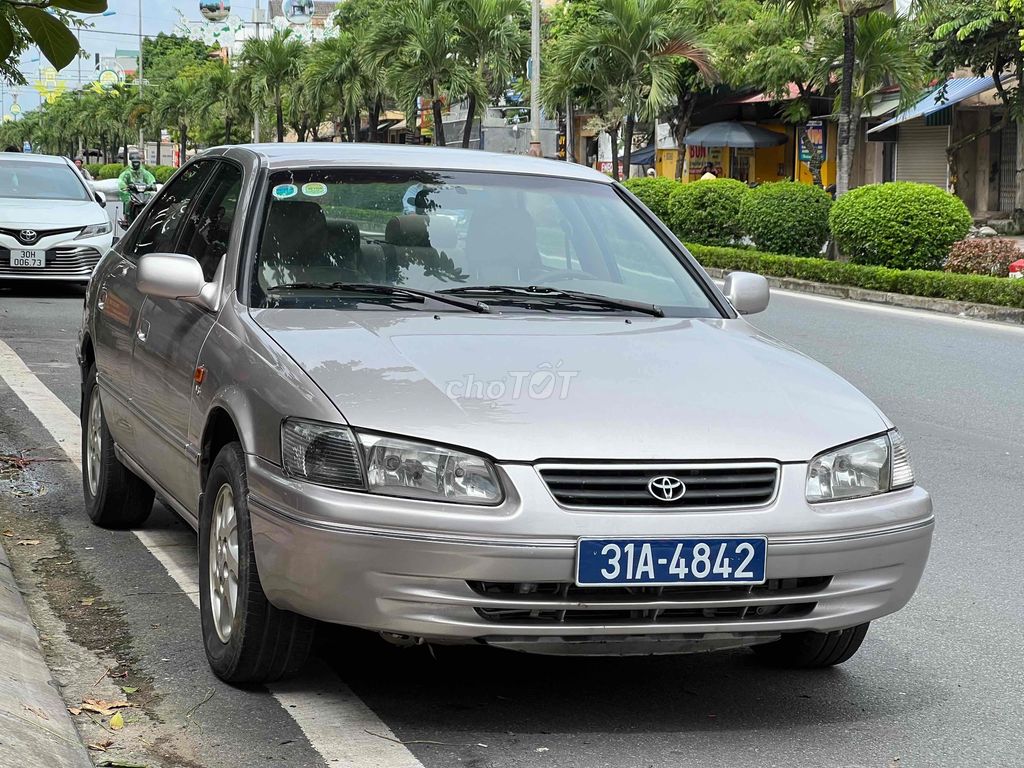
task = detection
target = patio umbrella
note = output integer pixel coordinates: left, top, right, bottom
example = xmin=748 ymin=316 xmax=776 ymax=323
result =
xmin=683 ymin=122 xmax=787 ymax=148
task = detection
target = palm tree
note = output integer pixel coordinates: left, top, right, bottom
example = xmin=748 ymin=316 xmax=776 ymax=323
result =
xmin=304 ymin=33 xmax=368 ymax=142
xmin=155 ymin=77 xmax=195 ymax=165
xmin=198 ymin=60 xmax=249 ymax=145
xmin=238 ymin=29 xmax=304 ymax=142
xmin=550 ymin=0 xmax=713 ymax=179
xmin=370 ymin=0 xmax=480 ymax=147
xmin=784 ymin=0 xmax=890 ymax=195
xmin=451 ymin=0 xmax=529 ymax=148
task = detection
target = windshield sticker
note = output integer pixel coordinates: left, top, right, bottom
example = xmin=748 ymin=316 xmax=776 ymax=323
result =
xmin=272 ymin=183 xmax=298 ymax=199
xmin=301 ymin=182 xmax=328 ymax=197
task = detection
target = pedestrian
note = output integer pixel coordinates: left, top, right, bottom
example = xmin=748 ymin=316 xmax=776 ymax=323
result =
xmin=700 ymin=162 xmax=717 ymax=181
xmin=74 ymin=157 xmax=93 ymax=180
xmin=646 ymin=168 xmax=656 ymax=178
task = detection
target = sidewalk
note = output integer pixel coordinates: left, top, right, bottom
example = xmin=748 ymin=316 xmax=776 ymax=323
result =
xmin=0 ymin=542 xmax=93 ymax=768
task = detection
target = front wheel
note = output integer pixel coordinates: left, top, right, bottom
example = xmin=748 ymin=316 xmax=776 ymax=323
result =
xmin=752 ymin=623 xmax=869 ymax=668
xmin=199 ymin=442 xmax=314 ymax=683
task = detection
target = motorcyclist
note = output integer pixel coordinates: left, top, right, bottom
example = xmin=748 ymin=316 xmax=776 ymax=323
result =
xmin=117 ymin=151 xmax=157 ymax=227
xmin=117 ymin=151 xmax=156 ymax=206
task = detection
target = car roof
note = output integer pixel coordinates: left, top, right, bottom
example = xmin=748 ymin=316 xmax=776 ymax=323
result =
xmin=216 ymin=143 xmax=613 ymax=184
xmin=0 ymin=152 xmax=73 ymax=166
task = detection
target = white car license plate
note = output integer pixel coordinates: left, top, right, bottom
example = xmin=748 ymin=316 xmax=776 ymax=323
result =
xmin=10 ymin=249 xmax=46 ymax=268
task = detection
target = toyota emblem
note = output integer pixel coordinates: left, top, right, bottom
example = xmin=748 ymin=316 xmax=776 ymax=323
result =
xmin=648 ymin=475 xmax=686 ymax=501
xmin=19 ymin=229 xmax=39 ymax=244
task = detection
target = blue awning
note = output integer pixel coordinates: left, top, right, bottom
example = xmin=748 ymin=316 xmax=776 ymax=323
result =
xmin=629 ymin=144 xmax=656 ymax=165
xmin=867 ymin=77 xmax=999 ymax=134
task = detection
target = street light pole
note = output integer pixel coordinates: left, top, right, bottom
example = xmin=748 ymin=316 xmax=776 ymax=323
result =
xmin=528 ymin=0 xmax=541 ymax=157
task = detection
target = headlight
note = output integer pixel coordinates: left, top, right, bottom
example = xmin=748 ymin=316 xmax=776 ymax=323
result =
xmin=358 ymin=433 xmax=503 ymax=505
xmin=76 ymin=222 xmax=112 ymax=239
xmin=805 ymin=429 xmax=914 ymax=503
xmin=280 ymin=420 xmax=503 ymax=505
xmin=281 ymin=420 xmax=365 ymax=489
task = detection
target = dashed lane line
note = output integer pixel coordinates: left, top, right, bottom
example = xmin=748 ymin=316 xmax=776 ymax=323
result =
xmin=0 ymin=338 xmax=426 ymax=768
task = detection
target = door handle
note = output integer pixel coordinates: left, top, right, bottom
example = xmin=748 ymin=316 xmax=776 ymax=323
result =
xmin=97 ymin=286 xmax=107 ymax=310
xmin=136 ymin=319 xmax=150 ymax=343
xmin=116 ymin=262 xmax=130 ymax=277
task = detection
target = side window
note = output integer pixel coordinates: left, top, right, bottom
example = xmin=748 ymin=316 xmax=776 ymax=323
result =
xmin=176 ymin=163 xmax=244 ymax=281
xmin=132 ymin=160 xmax=215 ymax=257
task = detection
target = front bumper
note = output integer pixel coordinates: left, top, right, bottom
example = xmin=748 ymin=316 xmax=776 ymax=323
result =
xmin=247 ymin=456 xmax=934 ymax=654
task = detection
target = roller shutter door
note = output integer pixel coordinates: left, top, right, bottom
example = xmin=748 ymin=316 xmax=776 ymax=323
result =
xmin=895 ymin=120 xmax=949 ymax=188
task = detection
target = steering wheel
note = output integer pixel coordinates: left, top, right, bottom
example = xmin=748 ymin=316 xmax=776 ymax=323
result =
xmin=526 ymin=268 xmax=603 ymax=282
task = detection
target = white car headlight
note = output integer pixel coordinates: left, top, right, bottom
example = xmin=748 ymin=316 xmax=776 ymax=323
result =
xmin=76 ymin=222 xmax=112 ymax=239
xmin=805 ymin=429 xmax=914 ymax=503
xmin=359 ymin=433 xmax=503 ymax=505
xmin=280 ymin=420 xmax=503 ymax=505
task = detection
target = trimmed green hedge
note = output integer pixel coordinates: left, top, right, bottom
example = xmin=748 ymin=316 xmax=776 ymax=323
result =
xmin=689 ymin=243 xmax=1024 ymax=309
xmin=668 ymin=178 xmax=748 ymax=247
xmin=829 ymin=182 xmax=972 ymax=270
xmin=622 ymin=176 xmax=679 ymax=224
xmin=97 ymin=163 xmax=125 ymax=180
xmin=152 ymin=165 xmax=176 ymax=183
xmin=739 ymin=181 xmax=832 ymax=258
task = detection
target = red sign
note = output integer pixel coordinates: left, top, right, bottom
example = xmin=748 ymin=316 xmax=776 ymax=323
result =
xmin=1009 ymin=258 xmax=1024 ymax=279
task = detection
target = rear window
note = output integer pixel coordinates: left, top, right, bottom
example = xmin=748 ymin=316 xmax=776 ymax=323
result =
xmin=251 ymin=168 xmax=718 ymax=317
xmin=0 ymin=159 xmax=91 ymax=201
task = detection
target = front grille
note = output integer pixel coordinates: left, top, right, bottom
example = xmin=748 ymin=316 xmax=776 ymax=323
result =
xmin=0 ymin=226 xmax=82 ymax=245
xmin=539 ymin=463 xmax=779 ymax=508
xmin=0 ymin=246 xmax=101 ymax=278
xmin=470 ymin=577 xmax=830 ymax=625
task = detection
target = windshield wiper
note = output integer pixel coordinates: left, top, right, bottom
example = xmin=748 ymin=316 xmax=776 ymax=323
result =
xmin=267 ymin=282 xmax=491 ymax=314
xmin=440 ymin=284 xmax=664 ymax=318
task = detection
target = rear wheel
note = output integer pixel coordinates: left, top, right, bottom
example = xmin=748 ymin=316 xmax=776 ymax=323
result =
xmin=752 ymin=623 xmax=870 ymax=668
xmin=199 ymin=442 xmax=314 ymax=683
xmin=82 ymin=364 xmax=154 ymax=528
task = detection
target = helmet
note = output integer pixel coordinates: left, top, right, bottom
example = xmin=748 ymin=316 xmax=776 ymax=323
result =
xmin=129 ymin=151 xmax=142 ymax=170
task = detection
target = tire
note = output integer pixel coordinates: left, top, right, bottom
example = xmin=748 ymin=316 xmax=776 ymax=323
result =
xmin=752 ymin=623 xmax=870 ymax=668
xmin=82 ymin=364 xmax=154 ymax=528
xmin=199 ymin=442 xmax=314 ymax=683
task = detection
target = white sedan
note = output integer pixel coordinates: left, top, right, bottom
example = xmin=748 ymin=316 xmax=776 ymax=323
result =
xmin=0 ymin=151 xmax=113 ymax=283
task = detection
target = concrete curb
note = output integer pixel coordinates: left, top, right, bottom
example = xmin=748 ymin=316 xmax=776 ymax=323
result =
xmin=704 ymin=268 xmax=1024 ymax=325
xmin=0 ymin=542 xmax=93 ymax=768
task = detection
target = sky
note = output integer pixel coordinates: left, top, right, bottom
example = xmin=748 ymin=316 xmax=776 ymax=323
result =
xmin=2 ymin=1 xmax=273 ymax=116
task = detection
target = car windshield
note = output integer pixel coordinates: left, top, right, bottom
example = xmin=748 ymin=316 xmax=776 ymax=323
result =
xmin=252 ymin=168 xmax=719 ymax=317
xmin=0 ymin=159 xmax=91 ymax=201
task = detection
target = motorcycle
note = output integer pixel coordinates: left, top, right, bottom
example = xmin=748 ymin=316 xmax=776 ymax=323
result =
xmin=118 ymin=182 xmax=156 ymax=230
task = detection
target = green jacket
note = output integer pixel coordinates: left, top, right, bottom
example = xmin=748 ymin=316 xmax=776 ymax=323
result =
xmin=117 ymin=166 xmax=156 ymax=204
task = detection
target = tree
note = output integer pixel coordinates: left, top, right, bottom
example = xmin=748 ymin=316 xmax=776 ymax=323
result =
xmin=154 ymin=76 xmax=195 ymax=165
xmin=1 ymin=0 xmax=108 ymax=85
xmin=238 ymin=29 xmax=304 ymax=142
xmin=451 ymin=0 xmax=529 ymax=147
xmin=783 ymin=0 xmax=890 ymax=196
xmin=369 ymin=0 xmax=480 ymax=147
xmin=197 ymin=60 xmax=250 ymax=146
xmin=547 ymin=0 xmax=712 ymax=179
xmin=304 ymin=32 xmax=368 ymax=141
xmin=924 ymin=0 xmax=1024 ymax=210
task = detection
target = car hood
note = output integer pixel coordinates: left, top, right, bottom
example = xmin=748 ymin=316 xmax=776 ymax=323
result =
xmin=0 ymin=198 xmax=104 ymax=228
xmin=252 ymin=309 xmax=890 ymax=463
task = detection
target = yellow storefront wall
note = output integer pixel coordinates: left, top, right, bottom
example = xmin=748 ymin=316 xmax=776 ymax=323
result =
xmin=655 ymin=121 xmax=836 ymax=187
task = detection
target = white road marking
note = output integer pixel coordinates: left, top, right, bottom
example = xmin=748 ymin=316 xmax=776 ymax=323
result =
xmin=713 ymin=279 xmax=1024 ymax=334
xmin=0 ymin=338 xmax=425 ymax=768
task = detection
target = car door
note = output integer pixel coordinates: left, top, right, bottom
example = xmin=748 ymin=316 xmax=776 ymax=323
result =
xmin=130 ymin=160 xmax=244 ymax=511
xmin=91 ymin=161 xmax=213 ymax=454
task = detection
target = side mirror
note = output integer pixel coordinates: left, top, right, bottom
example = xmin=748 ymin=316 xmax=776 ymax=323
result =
xmin=137 ymin=253 xmax=217 ymax=310
xmin=94 ymin=191 xmax=106 ymax=208
xmin=724 ymin=271 xmax=770 ymax=315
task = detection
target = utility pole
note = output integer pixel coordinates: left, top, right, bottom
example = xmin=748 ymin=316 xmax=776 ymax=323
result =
xmin=137 ymin=0 xmax=144 ymax=155
xmin=528 ymin=0 xmax=541 ymax=157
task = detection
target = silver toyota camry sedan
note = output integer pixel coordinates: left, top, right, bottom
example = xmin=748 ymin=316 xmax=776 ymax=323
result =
xmin=78 ymin=144 xmax=933 ymax=683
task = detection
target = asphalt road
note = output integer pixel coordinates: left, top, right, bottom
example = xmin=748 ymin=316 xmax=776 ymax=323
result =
xmin=0 ymin=280 xmax=1022 ymax=768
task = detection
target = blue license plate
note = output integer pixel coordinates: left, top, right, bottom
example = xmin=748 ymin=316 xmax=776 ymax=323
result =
xmin=576 ymin=537 xmax=767 ymax=587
